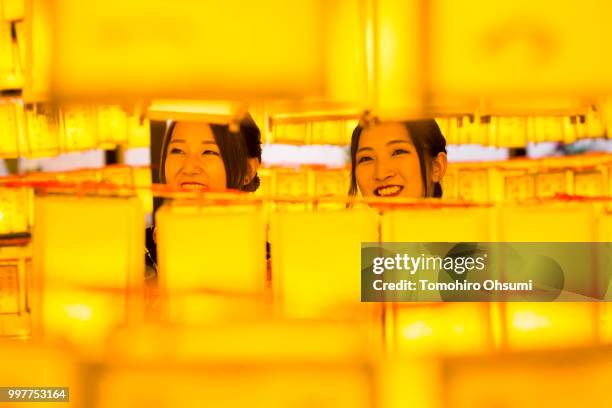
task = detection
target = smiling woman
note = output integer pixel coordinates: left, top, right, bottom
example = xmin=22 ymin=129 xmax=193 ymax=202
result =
xmin=159 ymin=118 xmax=262 ymax=192
xmin=145 ymin=116 xmax=263 ymax=278
xmin=349 ymin=119 xmax=448 ymax=199
xmin=163 ymin=122 xmax=228 ymax=191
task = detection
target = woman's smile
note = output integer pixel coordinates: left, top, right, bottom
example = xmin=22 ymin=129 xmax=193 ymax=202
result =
xmin=374 ymin=185 xmax=404 ymax=197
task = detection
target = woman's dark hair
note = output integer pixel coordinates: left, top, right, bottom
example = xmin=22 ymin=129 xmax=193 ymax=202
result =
xmin=348 ymin=119 xmax=447 ymax=198
xmin=159 ymin=115 xmax=262 ymax=192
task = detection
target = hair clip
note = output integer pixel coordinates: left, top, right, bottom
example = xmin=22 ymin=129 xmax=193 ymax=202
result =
xmin=229 ymin=105 xmax=249 ymax=133
xmin=358 ymin=110 xmax=378 ymax=128
xmin=229 ymin=120 xmax=240 ymax=133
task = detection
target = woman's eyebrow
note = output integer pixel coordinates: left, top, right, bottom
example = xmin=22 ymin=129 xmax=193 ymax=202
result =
xmin=169 ymin=139 xmax=217 ymax=145
xmin=387 ymin=140 xmax=412 ymax=145
xmin=356 ymin=146 xmax=373 ymax=153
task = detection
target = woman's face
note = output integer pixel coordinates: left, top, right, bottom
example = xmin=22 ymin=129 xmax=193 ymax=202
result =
xmin=164 ymin=122 xmax=227 ymax=191
xmin=355 ymin=122 xmax=424 ymax=198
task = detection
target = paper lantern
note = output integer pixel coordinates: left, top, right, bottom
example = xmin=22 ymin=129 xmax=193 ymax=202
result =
xmin=99 ymin=322 xmax=373 ymax=408
xmin=382 ymin=207 xmax=493 ymax=242
xmin=33 ymin=194 xmax=144 ymax=347
xmin=389 ymin=303 xmax=493 ymax=355
xmin=505 ymin=303 xmax=598 ymax=349
xmin=156 ymin=202 xmax=267 ymax=323
xmin=270 ymin=208 xmax=378 ymax=317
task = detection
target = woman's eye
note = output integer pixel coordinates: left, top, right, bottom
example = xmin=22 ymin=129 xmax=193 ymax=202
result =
xmin=392 ymin=148 xmax=410 ymax=156
xmin=357 ymin=156 xmax=373 ymax=164
xmin=169 ymin=147 xmax=185 ymax=155
xmin=202 ymin=150 xmax=220 ymax=156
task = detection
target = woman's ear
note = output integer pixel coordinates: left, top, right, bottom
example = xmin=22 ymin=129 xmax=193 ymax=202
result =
xmin=432 ymin=152 xmax=447 ymax=183
xmin=244 ymin=158 xmax=261 ymax=185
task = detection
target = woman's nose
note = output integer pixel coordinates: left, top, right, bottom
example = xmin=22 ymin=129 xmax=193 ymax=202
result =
xmin=374 ymin=161 xmax=395 ymax=181
xmin=181 ymin=154 xmax=203 ymax=175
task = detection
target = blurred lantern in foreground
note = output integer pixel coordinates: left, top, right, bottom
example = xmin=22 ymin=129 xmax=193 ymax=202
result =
xmin=98 ymin=322 xmax=375 ymax=408
xmin=32 ymin=193 xmax=144 ymax=351
xmin=156 ymin=200 xmax=268 ymax=324
xmin=270 ymin=208 xmax=379 ymax=318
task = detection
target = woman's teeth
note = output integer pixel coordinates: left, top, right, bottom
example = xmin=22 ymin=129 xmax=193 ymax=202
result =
xmin=181 ymin=183 xmax=206 ymax=190
xmin=375 ymin=186 xmax=402 ymax=196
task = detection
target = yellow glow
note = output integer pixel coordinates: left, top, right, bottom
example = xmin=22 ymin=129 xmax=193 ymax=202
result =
xmin=323 ymin=0 xmax=367 ymax=105
xmin=393 ymin=304 xmax=492 ymax=355
xmin=574 ymin=170 xmax=605 ymax=197
xmin=34 ymin=195 xmax=144 ymax=288
xmin=0 ymin=245 xmax=30 ymax=338
xmin=511 ymin=310 xmax=552 ymax=331
xmin=24 ymin=104 xmax=61 ymax=158
xmin=440 ymin=168 xmax=458 ymax=199
xmin=97 ymin=105 xmax=128 ymax=148
xmin=109 ymin=322 xmax=369 ymax=364
xmin=270 ymin=209 xmax=378 ymax=317
xmin=42 ymin=289 xmax=128 ymax=354
xmin=0 ymin=100 xmax=22 ymax=157
xmin=98 ymin=334 xmax=371 ymax=408
xmin=147 ymin=100 xmax=239 ymax=122
xmin=62 ymin=303 xmax=93 ymax=321
xmin=401 ymin=320 xmax=433 ymax=340
xmin=506 ymin=303 xmax=597 ymax=349
xmin=601 ymin=98 xmax=612 ymax=137
xmin=375 ymin=0 xmax=423 ymax=116
xmin=499 ymin=203 xmax=596 ymax=241
xmin=310 ymin=120 xmax=352 ymax=145
xmin=379 ymin=359 xmax=442 ymax=408
xmin=0 ymin=187 xmax=29 ymax=234
xmin=382 ymin=207 xmax=493 ymax=242
xmin=599 ymin=212 xmax=612 ymax=243
xmin=126 ymin=114 xmax=150 ymax=147
xmin=3 ymin=0 xmax=612 ymax=401
xmin=59 ymin=168 xmax=99 ymax=184
xmin=33 ymin=195 xmax=144 ymax=346
xmin=271 ymin=123 xmax=308 ymax=145
xmin=97 ymin=369 xmax=370 ymax=408
xmin=457 ymin=169 xmax=491 ymax=201
xmin=312 ymin=168 xmax=350 ymax=197
xmin=0 ymin=341 xmax=77 ymax=395
xmin=98 ymin=323 xmax=372 ymax=407
xmin=157 ymin=203 xmax=267 ymax=323
xmin=443 ymin=346 xmax=612 ymax=407
xmin=364 ymin=0 xmax=375 ymax=104
xmin=27 ymin=0 xmax=53 ymax=101
xmin=430 ymin=0 xmax=612 ymax=97
xmin=536 ymin=171 xmax=569 ymax=197
xmin=60 ymin=105 xmax=99 ymax=151
xmin=48 ymin=0 xmax=327 ymax=100
xmin=157 ymin=203 xmax=266 ymax=293
xmin=132 ymin=166 xmax=153 ymax=214
xmin=99 ymin=166 xmax=132 ymax=187
xmin=0 ymin=22 xmax=19 ymax=89
xmin=271 ymin=169 xmax=310 ymax=211
xmin=253 ymin=168 xmax=272 ymax=198
xmin=495 ymin=117 xmax=528 ymax=147
xmin=2 ymin=0 xmax=25 ymax=21
xmin=601 ymin=301 xmax=612 ymax=343
xmin=504 ymin=173 xmax=535 ymax=202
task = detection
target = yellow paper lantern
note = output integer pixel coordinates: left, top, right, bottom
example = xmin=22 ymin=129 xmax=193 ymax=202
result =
xmin=270 ymin=208 xmax=378 ymax=317
xmin=100 ymin=322 xmax=373 ymax=408
xmin=33 ymin=194 xmax=144 ymax=347
xmin=389 ymin=303 xmax=493 ymax=356
xmin=156 ymin=202 xmax=267 ymax=323
xmin=505 ymin=303 xmax=598 ymax=350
